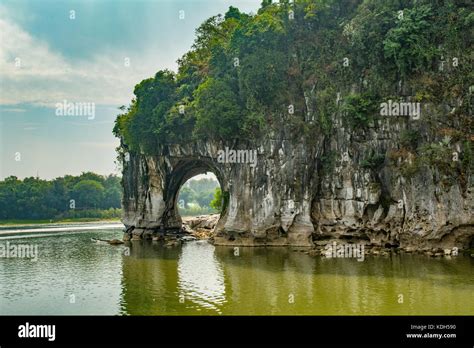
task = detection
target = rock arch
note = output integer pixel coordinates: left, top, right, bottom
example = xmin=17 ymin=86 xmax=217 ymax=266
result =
xmin=164 ymin=158 xmax=226 ymax=231
xmin=121 ymin=140 xmax=316 ymax=246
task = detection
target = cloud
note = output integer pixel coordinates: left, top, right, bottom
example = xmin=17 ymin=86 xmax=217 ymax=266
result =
xmin=0 ymin=7 xmax=167 ymax=107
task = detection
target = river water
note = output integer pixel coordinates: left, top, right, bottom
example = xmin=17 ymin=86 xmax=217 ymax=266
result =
xmin=0 ymin=224 xmax=472 ymax=315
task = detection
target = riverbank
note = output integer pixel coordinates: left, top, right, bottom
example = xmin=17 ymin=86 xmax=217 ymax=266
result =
xmin=0 ymin=218 xmax=122 ymax=226
xmin=0 ymin=221 xmax=124 ymax=237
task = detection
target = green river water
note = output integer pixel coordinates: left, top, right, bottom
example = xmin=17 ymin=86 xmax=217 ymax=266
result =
xmin=0 ymin=225 xmax=472 ymax=315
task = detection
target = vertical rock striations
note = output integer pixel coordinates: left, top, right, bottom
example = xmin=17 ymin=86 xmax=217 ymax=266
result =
xmin=120 ymin=108 xmax=473 ymax=250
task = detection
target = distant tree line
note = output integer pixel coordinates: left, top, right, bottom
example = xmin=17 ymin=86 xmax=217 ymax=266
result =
xmin=0 ymin=172 xmax=122 ymax=220
xmin=178 ymin=178 xmax=221 ymax=216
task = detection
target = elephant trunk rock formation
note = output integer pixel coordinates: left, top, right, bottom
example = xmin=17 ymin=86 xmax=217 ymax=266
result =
xmin=115 ymin=1 xmax=473 ymax=253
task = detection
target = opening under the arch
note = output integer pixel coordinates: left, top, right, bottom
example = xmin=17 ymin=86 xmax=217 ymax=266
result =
xmin=177 ymin=172 xmax=222 ymax=239
xmin=177 ymin=172 xmax=222 ymax=217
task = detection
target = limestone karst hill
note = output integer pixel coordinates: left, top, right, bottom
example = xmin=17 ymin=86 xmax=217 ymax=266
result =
xmin=114 ymin=0 xmax=473 ymax=250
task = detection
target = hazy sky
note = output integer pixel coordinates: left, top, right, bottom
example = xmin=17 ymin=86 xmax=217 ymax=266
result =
xmin=0 ymin=0 xmax=260 ymax=179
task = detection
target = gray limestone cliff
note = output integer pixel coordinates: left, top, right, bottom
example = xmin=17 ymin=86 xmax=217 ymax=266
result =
xmin=119 ymin=97 xmax=473 ymax=251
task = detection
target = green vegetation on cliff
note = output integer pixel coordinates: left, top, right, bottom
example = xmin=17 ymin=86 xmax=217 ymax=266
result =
xmin=114 ymin=0 xmax=472 ymax=178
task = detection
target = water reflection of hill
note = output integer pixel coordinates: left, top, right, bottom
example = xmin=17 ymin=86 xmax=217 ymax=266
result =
xmin=120 ymin=241 xmax=474 ymax=315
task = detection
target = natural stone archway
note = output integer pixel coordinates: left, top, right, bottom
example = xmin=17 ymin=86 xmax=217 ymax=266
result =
xmin=163 ymin=158 xmax=226 ymax=232
xmin=121 ymin=143 xmax=227 ymax=239
xmin=121 ymin=139 xmax=317 ymax=247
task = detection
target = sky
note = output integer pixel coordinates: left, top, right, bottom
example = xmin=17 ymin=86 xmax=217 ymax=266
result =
xmin=0 ymin=0 xmax=260 ymax=180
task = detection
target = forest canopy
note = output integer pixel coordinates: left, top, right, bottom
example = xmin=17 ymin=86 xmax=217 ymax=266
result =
xmin=0 ymin=173 xmax=122 ymax=221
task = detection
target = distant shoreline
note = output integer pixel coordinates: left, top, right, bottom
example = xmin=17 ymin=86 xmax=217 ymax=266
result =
xmin=0 ymin=220 xmax=124 ymax=237
xmin=0 ymin=218 xmax=122 ymax=227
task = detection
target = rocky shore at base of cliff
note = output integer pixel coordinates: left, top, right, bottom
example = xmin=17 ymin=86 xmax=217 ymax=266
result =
xmin=182 ymin=214 xmax=219 ymax=240
xmin=123 ymin=214 xmax=219 ymax=246
xmin=302 ymin=242 xmax=474 ymax=259
xmin=123 ymin=213 xmax=473 ymax=258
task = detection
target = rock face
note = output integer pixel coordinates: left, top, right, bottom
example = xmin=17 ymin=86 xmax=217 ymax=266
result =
xmin=120 ymin=109 xmax=473 ymax=251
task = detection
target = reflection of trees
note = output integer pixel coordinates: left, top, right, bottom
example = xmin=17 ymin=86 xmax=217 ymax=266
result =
xmin=213 ymin=248 xmax=474 ymax=315
xmin=213 ymin=247 xmax=316 ymax=315
xmin=121 ymin=241 xmax=181 ymax=315
xmin=120 ymin=241 xmax=226 ymax=315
